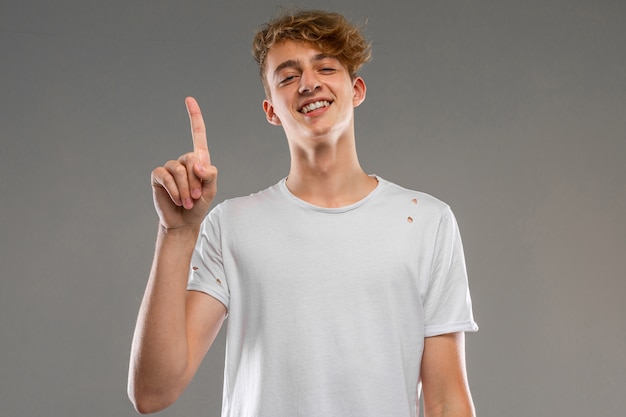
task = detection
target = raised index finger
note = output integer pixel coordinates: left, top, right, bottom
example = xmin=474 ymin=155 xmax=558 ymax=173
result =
xmin=185 ymin=96 xmax=210 ymax=166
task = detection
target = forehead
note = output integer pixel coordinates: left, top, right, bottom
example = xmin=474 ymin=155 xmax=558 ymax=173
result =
xmin=265 ymin=40 xmax=339 ymax=73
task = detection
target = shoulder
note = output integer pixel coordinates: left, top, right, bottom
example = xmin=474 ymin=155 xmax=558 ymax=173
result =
xmin=205 ymin=180 xmax=285 ymax=224
xmin=375 ymin=176 xmax=451 ymax=217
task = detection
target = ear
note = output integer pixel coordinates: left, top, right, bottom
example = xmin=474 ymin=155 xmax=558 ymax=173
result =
xmin=263 ymin=99 xmax=281 ymax=126
xmin=352 ymin=77 xmax=367 ymax=107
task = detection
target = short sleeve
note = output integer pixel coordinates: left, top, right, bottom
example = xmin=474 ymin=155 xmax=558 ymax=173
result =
xmin=187 ymin=205 xmax=230 ymax=310
xmin=423 ymin=206 xmax=478 ymax=337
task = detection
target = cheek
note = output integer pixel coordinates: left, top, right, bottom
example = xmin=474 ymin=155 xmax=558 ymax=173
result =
xmin=274 ymin=96 xmax=295 ymax=115
xmin=271 ymin=103 xmax=288 ymax=120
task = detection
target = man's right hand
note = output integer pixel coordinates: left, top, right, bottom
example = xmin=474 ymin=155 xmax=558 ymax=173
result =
xmin=151 ymin=97 xmax=218 ymax=230
xmin=130 ymin=98 xmax=224 ymax=414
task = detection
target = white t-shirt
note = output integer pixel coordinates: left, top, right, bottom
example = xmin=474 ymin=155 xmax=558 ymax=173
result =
xmin=188 ymin=177 xmax=478 ymax=417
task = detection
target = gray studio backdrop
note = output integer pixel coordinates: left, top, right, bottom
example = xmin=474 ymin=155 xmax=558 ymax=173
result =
xmin=2 ymin=1 xmax=625 ymax=416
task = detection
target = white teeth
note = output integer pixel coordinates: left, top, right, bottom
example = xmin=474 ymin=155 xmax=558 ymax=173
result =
xmin=300 ymin=100 xmax=330 ymax=114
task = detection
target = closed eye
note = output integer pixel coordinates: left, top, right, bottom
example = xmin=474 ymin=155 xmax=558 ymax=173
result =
xmin=279 ymin=74 xmax=299 ymax=86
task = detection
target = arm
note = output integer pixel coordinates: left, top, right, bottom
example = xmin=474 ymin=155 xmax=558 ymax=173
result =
xmin=128 ymin=98 xmax=225 ymax=414
xmin=421 ymin=332 xmax=476 ymax=417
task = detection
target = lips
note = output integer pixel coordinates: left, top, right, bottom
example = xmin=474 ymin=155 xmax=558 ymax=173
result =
xmin=299 ymin=100 xmax=331 ymax=114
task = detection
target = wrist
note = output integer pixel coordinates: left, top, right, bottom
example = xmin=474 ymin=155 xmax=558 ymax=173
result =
xmin=157 ymin=223 xmax=201 ymax=240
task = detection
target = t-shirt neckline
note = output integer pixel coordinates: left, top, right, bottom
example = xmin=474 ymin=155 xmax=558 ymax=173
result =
xmin=279 ymin=175 xmax=384 ymax=213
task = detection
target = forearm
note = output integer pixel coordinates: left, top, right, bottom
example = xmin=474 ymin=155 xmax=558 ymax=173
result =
xmin=423 ymin=399 xmax=475 ymax=417
xmin=128 ymin=225 xmax=199 ymax=412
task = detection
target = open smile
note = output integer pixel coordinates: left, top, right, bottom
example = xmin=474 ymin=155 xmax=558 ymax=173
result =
xmin=299 ymin=100 xmax=332 ymax=114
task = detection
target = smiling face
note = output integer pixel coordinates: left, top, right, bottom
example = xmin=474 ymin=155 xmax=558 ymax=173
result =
xmin=262 ymin=41 xmax=366 ymax=145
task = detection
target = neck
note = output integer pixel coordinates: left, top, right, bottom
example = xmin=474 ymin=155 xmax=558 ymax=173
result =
xmin=285 ymin=134 xmax=376 ymax=208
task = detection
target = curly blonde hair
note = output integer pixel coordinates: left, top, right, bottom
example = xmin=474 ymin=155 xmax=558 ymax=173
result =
xmin=252 ymin=10 xmax=371 ymax=88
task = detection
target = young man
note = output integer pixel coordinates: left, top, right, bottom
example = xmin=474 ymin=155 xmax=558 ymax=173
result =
xmin=128 ymin=10 xmax=478 ymax=417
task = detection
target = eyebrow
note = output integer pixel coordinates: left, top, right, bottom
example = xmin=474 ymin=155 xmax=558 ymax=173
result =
xmin=273 ymin=54 xmax=335 ymax=78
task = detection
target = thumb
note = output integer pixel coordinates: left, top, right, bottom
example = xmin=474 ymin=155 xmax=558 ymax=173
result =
xmin=195 ymin=163 xmax=218 ymax=198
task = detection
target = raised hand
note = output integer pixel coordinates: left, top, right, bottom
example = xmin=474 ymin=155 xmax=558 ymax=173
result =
xmin=151 ymin=97 xmax=218 ymax=230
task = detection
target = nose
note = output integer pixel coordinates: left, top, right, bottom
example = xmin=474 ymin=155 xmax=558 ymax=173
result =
xmin=298 ymin=70 xmax=321 ymax=94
